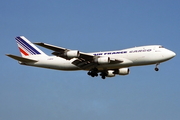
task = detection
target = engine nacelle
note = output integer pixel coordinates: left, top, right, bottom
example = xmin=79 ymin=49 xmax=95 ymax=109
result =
xmin=107 ymin=70 xmax=116 ymax=77
xmin=118 ymin=68 xmax=130 ymax=75
xmin=94 ymin=57 xmax=110 ymax=64
xmin=64 ymin=50 xmax=80 ymax=58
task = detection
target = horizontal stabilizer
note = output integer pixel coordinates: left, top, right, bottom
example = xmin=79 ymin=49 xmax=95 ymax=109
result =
xmin=6 ymin=54 xmax=38 ymax=62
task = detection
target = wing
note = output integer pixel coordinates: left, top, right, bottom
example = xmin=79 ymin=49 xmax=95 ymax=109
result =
xmin=34 ymin=42 xmax=94 ymax=60
xmin=34 ymin=42 xmax=123 ymax=70
xmin=34 ymin=42 xmax=68 ymax=53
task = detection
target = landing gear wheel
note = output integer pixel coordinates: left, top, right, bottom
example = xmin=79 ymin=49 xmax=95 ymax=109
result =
xmin=102 ymin=76 xmax=106 ymax=79
xmin=87 ymin=68 xmax=98 ymax=77
xmin=87 ymin=71 xmax=91 ymax=75
xmin=155 ymin=68 xmax=159 ymax=71
xmin=100 ymin=72 xmax=107 ymax=79
xmin=91 ymin=74 xmax=95 ymax=77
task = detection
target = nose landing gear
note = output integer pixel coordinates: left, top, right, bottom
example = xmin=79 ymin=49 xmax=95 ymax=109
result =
xmin=155 ymin=63 xmax=160 ymax=71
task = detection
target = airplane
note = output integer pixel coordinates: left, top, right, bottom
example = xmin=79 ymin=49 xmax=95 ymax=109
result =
xmin=6 ymin=36 xmax=176 ymax=79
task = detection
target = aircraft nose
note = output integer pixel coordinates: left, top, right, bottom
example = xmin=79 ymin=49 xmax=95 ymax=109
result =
xmin=172 ymin=51 xmax=176 ymax=57
xmin=171 ymin=51 xmax=176 ymax=58
xmin=167 ymin=50 xmax=176 ymax=59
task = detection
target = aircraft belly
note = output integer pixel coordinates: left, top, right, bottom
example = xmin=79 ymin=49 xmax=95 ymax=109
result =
xmin=97 ymin=62 xmax=133 ymax=70
xmin=26 ymin=57 xmax=80 ymax=71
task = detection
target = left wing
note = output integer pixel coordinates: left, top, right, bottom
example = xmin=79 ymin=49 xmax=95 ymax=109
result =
xmin=34 ymin=42 xmax=123 ymax=70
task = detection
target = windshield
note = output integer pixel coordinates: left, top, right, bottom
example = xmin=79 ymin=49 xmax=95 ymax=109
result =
xmin=159 ymin=46 xmax=164 ymax=48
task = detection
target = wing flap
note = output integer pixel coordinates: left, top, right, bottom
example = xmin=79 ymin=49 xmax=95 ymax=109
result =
xmin=72 ymin=58 xmax=97 ymax=70
xmin=6 ymin=54 xmax=38 ymax=62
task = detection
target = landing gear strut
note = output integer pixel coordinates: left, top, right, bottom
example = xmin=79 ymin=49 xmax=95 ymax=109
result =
xmin=155 ymin=63 xmax=160 ymax=71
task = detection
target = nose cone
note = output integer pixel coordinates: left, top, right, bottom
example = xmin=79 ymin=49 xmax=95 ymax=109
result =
xmin=172 ymin=51 xmax=176 ymax=58
xmin=166 ymin=50 xmax=176 ymax=59
xmin=156 ymin=48 xmax=176 ymax=62
xmin=170 ymin=51 xmax=176 ymax=58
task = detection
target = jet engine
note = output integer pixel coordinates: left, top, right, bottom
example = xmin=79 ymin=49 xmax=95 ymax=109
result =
xmin=64 ymin=50 xmax=80 ymax=58
xmin=107 ymin=70 xmax=116 ymax=77
xmin=94 ymin=57 xmax=110 ymax=64
xmin=118 ymin=68 xmax=130 ymax=75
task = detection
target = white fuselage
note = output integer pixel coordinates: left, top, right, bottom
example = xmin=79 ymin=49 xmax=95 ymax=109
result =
xmin=21 ymin=45 xmax=175 ymax=71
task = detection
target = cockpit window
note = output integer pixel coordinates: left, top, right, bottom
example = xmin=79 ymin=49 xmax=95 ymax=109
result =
xmin=159 ymin=46 xmax=164 ymax=48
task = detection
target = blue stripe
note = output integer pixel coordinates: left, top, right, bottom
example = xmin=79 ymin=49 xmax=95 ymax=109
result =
xmin=16 ymin=37 xmax=41 ymax=55
xmin=16 ymin=39 xmax=36 ymax=55
xmin=17 ymin=37 xmax=41 ymax=54
xmin=16 ymin=40 xmax=34 ymax=55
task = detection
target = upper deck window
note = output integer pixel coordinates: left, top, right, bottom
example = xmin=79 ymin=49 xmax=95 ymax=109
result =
xmin=159 ymin=46 xmax=164 ymax=48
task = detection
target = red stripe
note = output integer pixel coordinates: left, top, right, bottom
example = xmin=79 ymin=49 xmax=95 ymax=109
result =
xmin=19 ymin=47 xmax=29 ymax=56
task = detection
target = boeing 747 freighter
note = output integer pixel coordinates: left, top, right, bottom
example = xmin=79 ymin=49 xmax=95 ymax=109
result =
xmin=6 ymin=36 xmax=176 ymax=79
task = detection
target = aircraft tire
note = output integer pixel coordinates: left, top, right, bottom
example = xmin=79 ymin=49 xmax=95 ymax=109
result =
xmin=102 ymin=76 xmax=106 ymax=79
xmin=155 ymin=68 xmax=159 ymax=71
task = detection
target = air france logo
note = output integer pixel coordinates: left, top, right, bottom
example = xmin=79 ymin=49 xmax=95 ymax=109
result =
xmin=94 ymin=49 xmax=152 ymax=56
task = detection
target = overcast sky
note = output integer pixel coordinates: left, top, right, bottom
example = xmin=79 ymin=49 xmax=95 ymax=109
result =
xmin=1 ymin=0 xmax=180 ymax=120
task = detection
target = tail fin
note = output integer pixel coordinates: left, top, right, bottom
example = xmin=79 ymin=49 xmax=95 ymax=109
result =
xmin=15 ymin=36 xmax=47 ymax=57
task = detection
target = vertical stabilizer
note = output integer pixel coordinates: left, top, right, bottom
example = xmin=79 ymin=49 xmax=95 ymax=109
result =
xmin=15 ymin=36 xmax=47 ymax=57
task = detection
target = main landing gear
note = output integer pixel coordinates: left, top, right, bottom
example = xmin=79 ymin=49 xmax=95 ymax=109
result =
xmin=87 ymin=68 xmax=98 ymax=77
xmin=87 ymin=68 xmax=107 ymax=79
xmin=155 ymin=63 xmax=160 ymax=71
xmin=100 ymin=72 xmax=107 ymax=79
